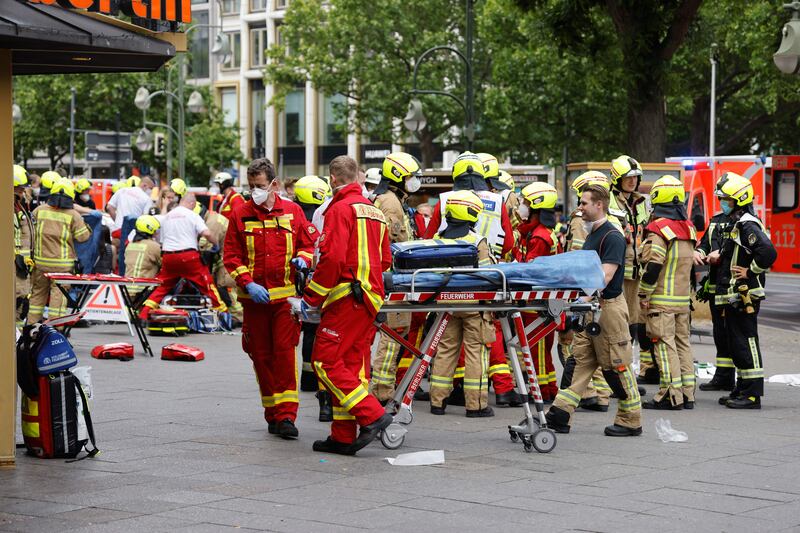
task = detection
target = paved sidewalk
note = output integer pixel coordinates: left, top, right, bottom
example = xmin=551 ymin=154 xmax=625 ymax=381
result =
xmin=2 ymin=322 xmax=800 ymax=532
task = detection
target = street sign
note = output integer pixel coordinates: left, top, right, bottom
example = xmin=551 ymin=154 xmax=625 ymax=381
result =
xmin=85 ymin=148 xmax=133 ymax=164
xmin=85 ymin=131 xmax=132 ymax=149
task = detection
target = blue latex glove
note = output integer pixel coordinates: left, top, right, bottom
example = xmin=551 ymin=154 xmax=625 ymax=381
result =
xmin=290 ymin=257 xmax=308 ymax=271
xmin=245 ymin=282 xmax=270 ymax=304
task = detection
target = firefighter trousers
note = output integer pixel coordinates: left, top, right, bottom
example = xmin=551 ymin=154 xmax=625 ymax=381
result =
xmin=552 ymin=295 xmax=641 ymax=429
xmin=723 ymin=302 xmax=764 ymax=398
xmin=241 ymin=300 xmax=301 ymax=423
xmin=27 ymin=266 xmax=66 ymax=324
xmin=300 ymin=322 xmax=322 ymax=392
xmin=646 ymin=310 xmax=684 ymax=407
xmin=521 ymin=313 xmax=557 ymax=400
xmin=16 ymin=272 xmax=31 ymax=326
xmin=709 ymin=300 xmax=735 ymax=384
xmin=141 ymin=250 xmax=226 ymax=317
xmin=370 ymin=328 xmax=405 ymax=402
xmin=430 ymin=312 xmax=491 ymax=411
xmin=312 ymin=297 xmax=385 ymax=445
xmin=488 ymin=320 xmax=514 ymax=395
xmin=674 ymin=312 xmax=695 ymax=402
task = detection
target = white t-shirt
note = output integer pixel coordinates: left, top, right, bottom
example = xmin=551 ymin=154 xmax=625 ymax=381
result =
xmin=157 ymin=206 xmax=208 ymax=252
xmin=107 ymin=187 xmax=152 ymax=231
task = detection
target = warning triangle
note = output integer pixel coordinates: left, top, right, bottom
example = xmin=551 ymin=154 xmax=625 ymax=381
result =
xmin=85 ymin=284 xmax=124 ymax=310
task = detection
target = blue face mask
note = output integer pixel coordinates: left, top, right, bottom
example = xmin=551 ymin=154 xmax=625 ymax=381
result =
xmin=720 ymin=201 xmax=733 ymax=215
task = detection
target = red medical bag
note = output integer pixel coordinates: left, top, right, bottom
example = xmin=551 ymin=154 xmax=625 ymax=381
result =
xmin=161 ymin=343 xmax=205 ymax=362
xmin=91 ymin=343 xmax=134 ymax=361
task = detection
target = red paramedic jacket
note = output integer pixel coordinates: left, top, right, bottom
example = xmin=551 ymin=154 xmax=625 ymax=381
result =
xmin=303 ymin=182 xmax=392 ymax=316
xmin=515 ymin=220 xmax=559 ymax=262
xmin=219 ymin=189 xmax=245 ymax=220
xmin=224 ymin=194 xmax=317 ymax=302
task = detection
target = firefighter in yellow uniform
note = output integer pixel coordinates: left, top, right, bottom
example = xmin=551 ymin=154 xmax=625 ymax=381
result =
xmin=639 ymin=175 xmax=697 ymax=410
xmin=429 ymin=190 xmax=495 ymax=417
xmin=14 ymin=165 xmax=35 ymax=326
xmin=124 ymin=215 xmax=162 ymax=299
xmin=609 ymin=155 xmax=654 ymax=384
xmin=369 ymin=152 xmax=420 ymax=403
xmin=196 ymin=202 xmax=243 ymax=323
xmin=559 ymin=171 xmax=614 ymax=411
xmin=27 ymin=179 xmax=91 ymax=323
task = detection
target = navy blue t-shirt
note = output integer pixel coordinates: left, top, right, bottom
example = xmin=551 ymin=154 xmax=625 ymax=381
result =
xmin=583 ymin=219 xmax=626 ymax=299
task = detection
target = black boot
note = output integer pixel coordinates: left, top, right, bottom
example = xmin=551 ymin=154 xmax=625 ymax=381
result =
xmin=495 ymin=390 xmax=523 ymax=407
xmin=447 ymin=383 xmax=466 ymax=406
xmin=579 ymin=397 xmax=608 ymax=412
xmin=699 ymin=378 xmax=735 ymax=391
xmin=637 ymin=367 xmax=660 ymax=385
xmin=351 ymin=413 xmax=393 ymax=453
xmin=604 ymin=424 xmax=642 ymax=437
xmin=276 ymin=419 xmax=299 ymax=439
xmin=544 ymin=406 xmax=571 ymax=434
xmin=312 ymin=437 xmax=356 ymax=456
xmin=466 ymin=407 xmax=494 ymax=418
xmin=683 ymin=395 xmax=695 ymax=410
xmin=414 ymin=388 xmax=430 ymax=402
xmin=642 ymin=397 xmax=683 ymax=410
xmin=317 ymin=390 xmax=333 ymax=422
xmin=725 ymin=395 xmax=761 ymax=409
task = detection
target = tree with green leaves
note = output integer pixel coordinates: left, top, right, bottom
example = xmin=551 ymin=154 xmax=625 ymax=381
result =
xmin=13 ymin=63 xmax=244 ymax=185
xmin=265 ymin=0 xmax=491 ymax=167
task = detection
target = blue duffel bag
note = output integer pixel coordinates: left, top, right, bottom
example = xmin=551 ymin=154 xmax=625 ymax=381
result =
xmin=391 ymin=240 xmax=479 ymax=273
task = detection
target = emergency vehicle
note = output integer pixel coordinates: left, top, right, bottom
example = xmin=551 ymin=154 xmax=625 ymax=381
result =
xmin=666 ymin=155 xmax=800 ymax=275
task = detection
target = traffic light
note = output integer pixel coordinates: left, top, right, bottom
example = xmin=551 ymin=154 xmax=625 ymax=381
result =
xmin=154 ymin=132 xmax=166 ymax=157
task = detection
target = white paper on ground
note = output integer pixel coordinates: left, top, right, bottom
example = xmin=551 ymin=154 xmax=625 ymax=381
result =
xmin=385 ymin=450 xmax=445 ymax=466
xmin=768 ymin=374 xmax=800 ymax=386
xmin=654 ymin=418 xmax=688 ymax=443
xmin=695 ymin=363 xmax=716 ymax=380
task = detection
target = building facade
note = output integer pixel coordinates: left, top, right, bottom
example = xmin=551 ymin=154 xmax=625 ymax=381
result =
xmin=190 ymin=0 xmax=413 ymax=181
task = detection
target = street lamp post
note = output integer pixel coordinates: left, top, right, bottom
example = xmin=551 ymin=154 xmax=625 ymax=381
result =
xmin=709 ymin=43 xmax=717 ymax=167
xmin=775 ymin=1 xmax=800 ymax=74
xmin=405 ymin=0 xmax=475 ymax=150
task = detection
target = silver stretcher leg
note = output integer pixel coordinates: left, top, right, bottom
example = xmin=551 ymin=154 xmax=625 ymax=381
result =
xmin=379 ymin=311 xmax=452 ymax=450
xmin=502 ymin=311 xmax=557 ymax=453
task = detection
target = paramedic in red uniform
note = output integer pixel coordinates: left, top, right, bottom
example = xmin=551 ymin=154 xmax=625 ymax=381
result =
xmin=296 ymin=155 xmax=393 ymax=456
xmin=140 ymin=194 xmax=227 ymax=318
xmin=215 ymin=171 xmax=245 ymax=220
xmin=224 ymin=158 xmax=317 ymax=439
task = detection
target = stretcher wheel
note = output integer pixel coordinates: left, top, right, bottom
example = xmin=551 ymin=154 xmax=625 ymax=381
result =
xmin=522 ymin=437 xmax=533 ymax=453
xmin=509 ymin=430 xmax=519 ymax=442
xmin=532 ymin=429 xmax=556 ymax=453
xmin=585 ymin=322 xmax=601 ymax=336
xmin=380 ymin=425 xmax=406 ymax=450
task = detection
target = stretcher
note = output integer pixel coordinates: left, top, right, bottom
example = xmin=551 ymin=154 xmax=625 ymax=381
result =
xmin=45 ymin=273 xmax=161 ymax=357
xmin=292 ymin=250 xmax=604 ymax=453
xmin=375 ymin=263 xmax=601 ymax=454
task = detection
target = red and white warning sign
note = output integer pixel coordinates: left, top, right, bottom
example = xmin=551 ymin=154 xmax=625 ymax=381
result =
xmin=81 ymin=284 xmax=134 ymax=334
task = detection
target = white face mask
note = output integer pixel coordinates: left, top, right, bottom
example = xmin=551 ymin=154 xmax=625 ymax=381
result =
xmin=80 ymin=193 xmax=91 ymax=202
xmin=517 ymin=203 xmax=530 ymax=220
xmin=405 ymin=176 xmax=421 ymax=194
xmin=32 ymin=188 xmax=40 ymax=196
xmin=251 ymin=187 xmax=269 ymax=205
xmin=362 ymin=185 xmax=371 ymax=198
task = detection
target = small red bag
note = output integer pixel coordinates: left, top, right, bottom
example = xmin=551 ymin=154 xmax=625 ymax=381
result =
xmin=161 ymin=343 xmax=205 ymax=362
xmin=91 ymin=343 xmax=134 ymax=361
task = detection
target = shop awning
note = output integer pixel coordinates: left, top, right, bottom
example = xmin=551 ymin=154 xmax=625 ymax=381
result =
xmin=0 ymin=1 xmax=177 ymax=75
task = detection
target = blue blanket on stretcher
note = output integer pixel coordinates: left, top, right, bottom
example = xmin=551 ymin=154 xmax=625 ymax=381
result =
xmin=387 ymin=250 xmax=605 ymax=292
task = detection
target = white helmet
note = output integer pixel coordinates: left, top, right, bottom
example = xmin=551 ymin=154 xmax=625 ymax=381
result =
xmin=213 ymin=171 xmax=234 ymax=185
xmin=365 ymin=167 xmax=382 ymax=186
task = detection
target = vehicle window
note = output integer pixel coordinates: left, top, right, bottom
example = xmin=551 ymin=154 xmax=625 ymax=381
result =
xmin=774 ymin=170 xmax=798 ymax=213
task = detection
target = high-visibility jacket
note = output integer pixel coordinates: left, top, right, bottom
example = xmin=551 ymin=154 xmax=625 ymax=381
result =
xmin=565 ymin=210 xmax=587 ymax=251
xmin=639 ymin=218 xmax=696 ymax=313
xmin=125 ymin=238 xmax=161 ymax=278
xmin=31 ymin=204 xmax=90 ymax=270
xmin=426 ymin=190 xmax=514 ymax=260
xmin=611 ymin=190 xmax=649 ymax=280
xmin=304 ymin=182 xmax=391 ymax=315
xmin=219 ymin=188 xmax=245 ymax=220
xmin=515 ymin=219 xmax=559 ymax=262
xmin=714 ymin=212 xmax=776 ymax=306
xmin=373 ymin=189 xmax=411 ymax=243
xmin=224 ymin=194 xmax=317 ymax=302
xmin=695 ymin=212 xmax=733 ymax=295
xmin=500 ymin=189 xmax=521 ymax=230
xmin=15 ymin=200 xmax=34 ymax=259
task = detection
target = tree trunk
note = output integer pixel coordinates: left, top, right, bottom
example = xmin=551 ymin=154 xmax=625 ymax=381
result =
xmin=419 ymin=128 xmax=436 ymax=169
xmin=689 ymin=95 xmax=708 ymax=156
xmin=627 ymin=82 xmax=666 ymax=162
